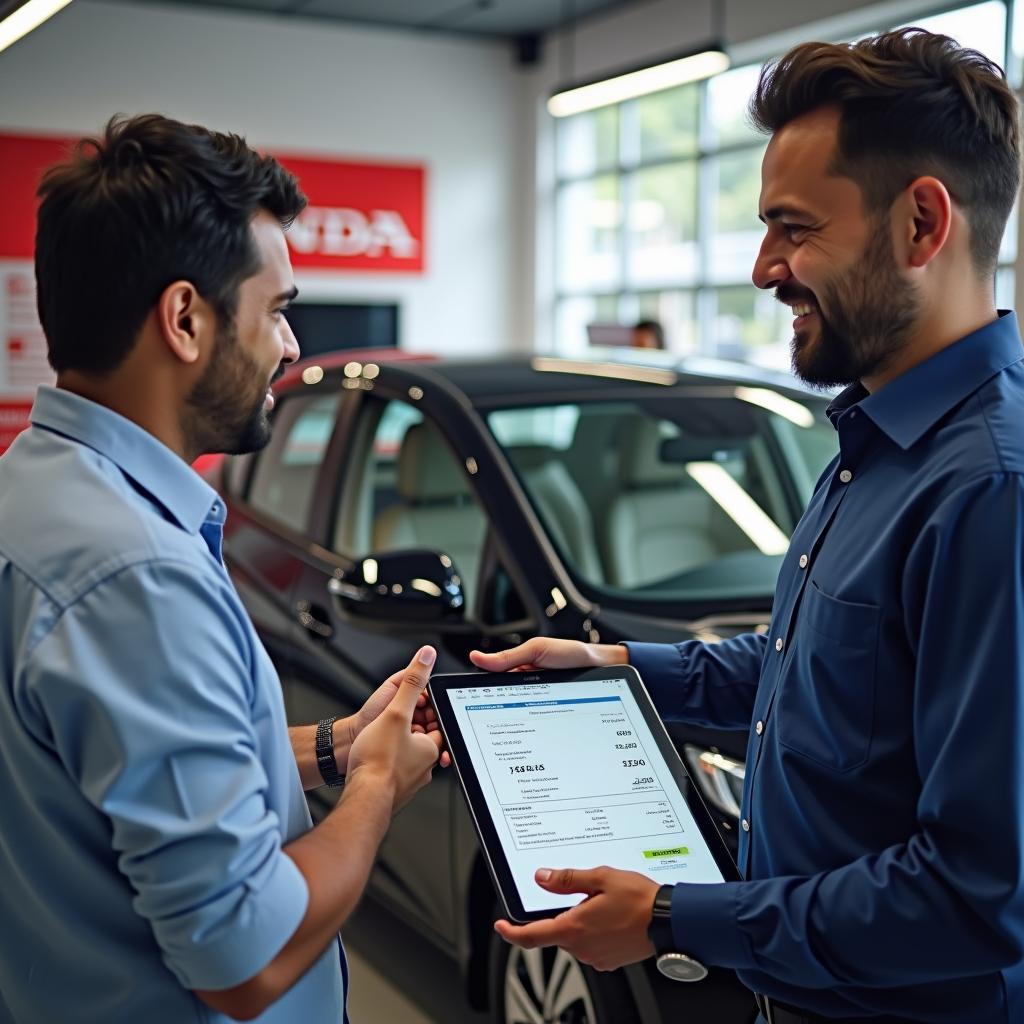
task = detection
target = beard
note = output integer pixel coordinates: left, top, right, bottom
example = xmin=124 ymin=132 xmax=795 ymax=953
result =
xmin=785 ymin=217 xmax=920 ymax=388
xmin=184 ymin=318 xmax=280 ymax=457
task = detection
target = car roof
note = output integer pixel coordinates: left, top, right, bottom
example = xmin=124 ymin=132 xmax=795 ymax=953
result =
xmin=282 ymin=348 xmax=828 ymax=406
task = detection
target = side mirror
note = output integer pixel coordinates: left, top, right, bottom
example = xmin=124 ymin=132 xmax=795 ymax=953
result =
xmin=327 ymin=548 xmax=466 ymax=622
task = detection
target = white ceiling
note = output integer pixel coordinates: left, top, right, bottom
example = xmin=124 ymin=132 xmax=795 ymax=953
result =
xmin=86 ymin=0 xmax=647 ymax=40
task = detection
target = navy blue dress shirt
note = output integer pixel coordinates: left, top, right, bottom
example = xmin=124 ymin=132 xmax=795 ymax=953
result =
xmin=628 ymin=312 xmax=1024 ymax=1022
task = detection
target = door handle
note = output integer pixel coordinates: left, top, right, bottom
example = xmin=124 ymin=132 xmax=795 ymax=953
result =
xmin=295 ymin=599 xmax=334 ymax=639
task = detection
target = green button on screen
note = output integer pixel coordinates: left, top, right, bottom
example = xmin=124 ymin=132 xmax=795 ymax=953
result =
xmin=643 ymin=847 xmax=689 ymax=859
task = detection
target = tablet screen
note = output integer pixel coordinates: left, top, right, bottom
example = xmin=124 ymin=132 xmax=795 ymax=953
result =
xmin=444 ymin=673 xmax=726 ymax=913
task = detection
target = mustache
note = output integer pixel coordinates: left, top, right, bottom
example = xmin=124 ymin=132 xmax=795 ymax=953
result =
xmin=270 ymin=363 xmax=287 ymax=385
xmin=775 ymin=285 xmax=817 ymax=306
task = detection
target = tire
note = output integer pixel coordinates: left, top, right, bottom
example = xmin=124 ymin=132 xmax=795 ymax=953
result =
xmin=489 ymin=931 xmax=641 ymax=1024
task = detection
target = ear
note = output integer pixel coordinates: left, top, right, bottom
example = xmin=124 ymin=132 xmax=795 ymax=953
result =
xmin=902 ymin=176 xmax=952 ymax=269
xmin=154 ymin=280 xmax=217 ymax=365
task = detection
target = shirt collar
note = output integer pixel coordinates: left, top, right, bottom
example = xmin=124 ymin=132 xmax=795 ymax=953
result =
xmin=826 ymin=311 xmax=1024 ymax=449
xmin=29 ymin=386 xmax=220 ymax=535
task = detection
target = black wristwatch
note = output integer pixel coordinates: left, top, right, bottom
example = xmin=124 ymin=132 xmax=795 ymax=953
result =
xmin=315 ymin=716 xmax=345 ymax=788
xmin=648 ymin=884 xmax=709 ymax=983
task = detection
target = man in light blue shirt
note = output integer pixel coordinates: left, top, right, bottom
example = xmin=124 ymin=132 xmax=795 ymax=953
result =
xmin=0 ymin=114 xmax=445 ymax=1022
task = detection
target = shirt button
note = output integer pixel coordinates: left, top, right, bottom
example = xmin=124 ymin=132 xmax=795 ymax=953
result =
xmin=798 ymin=554 xmax=808 ymax=569
xmin=775 ymin=637 xmax=783 ymax=652
xmin=839 ymin=469 xmax=853 ymax=483
xmin=741 ymin=818 xmax=750 ymax=832
xmin=755 ymin=720 xmax=764 ymax=735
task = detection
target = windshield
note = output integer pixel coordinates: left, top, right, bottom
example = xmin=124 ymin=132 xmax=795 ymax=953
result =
xmin=486 ymin=390 xmax=837 ymax=603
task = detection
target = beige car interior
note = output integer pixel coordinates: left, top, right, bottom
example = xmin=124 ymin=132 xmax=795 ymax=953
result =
xmin=370 ymin=422 xmax=487 ymax=608
xmin=337 ymin=398 xmax=781 ymax=612
xmin=600 ymin=416 xmax=750 ymax=588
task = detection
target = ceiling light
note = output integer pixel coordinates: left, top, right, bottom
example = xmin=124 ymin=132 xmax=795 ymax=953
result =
xmin=0 ymin=0 xmax=73 ymax=56
xmin=548 ymin=48 xmax=730 ymax=118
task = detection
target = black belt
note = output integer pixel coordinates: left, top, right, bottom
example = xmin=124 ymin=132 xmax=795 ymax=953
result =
xmin=754 ymin=993 xmax=916 ymax=1024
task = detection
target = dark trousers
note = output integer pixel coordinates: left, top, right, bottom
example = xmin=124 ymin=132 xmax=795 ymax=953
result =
xmin=756 ymin=993 xmax=919 ymax=1023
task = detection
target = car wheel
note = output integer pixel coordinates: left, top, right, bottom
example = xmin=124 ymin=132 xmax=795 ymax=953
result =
xmin=490 ymin=934 xmax=640 ymax=1024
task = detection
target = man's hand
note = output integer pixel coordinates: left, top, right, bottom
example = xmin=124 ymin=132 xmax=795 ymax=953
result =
xmin=346 ymin=664 xmax=450 ymax=768
xmin=469 ymin=638 xmax=629 ymax=674
xmin=495 ymin=867 xmax=660 ymax=972
xmin=347 ymin=646 xmax=446 ymax=813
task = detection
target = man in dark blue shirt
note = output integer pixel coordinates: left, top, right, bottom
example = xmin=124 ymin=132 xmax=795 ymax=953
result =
xmin=472 ymin=28 xmax=1024 ymax=1024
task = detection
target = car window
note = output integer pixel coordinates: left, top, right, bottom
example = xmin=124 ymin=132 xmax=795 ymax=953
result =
xmin=246 ymin=391 xmax=342 ymax=533
xmin=332 ymin=398 xmax=489 ymax=611
xmin=487 ymin=393 xmax=837 ymax=602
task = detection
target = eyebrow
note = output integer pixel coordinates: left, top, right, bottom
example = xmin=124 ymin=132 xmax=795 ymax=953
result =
xmin=272 ymin=285 xmax=299 ymax=305
xmin=759 ymin=205 xmax=816 ymax=224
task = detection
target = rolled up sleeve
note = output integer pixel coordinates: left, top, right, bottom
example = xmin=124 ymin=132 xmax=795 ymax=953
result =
xmin=24 ymin=558 xmax=308 ymax=991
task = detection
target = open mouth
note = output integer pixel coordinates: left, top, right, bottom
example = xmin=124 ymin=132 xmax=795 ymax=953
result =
xmin=791 ymin=302 xmax=818 ymax=329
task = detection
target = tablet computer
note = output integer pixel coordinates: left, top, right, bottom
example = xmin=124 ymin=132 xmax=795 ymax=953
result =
xmin=429 ymin=665 xmax=741 ymax=924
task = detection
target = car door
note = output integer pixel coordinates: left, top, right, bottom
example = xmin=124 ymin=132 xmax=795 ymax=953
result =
xmin=220 ymin=386 xmax=348 ymax=681
xmin=285 ymin=386 xmax=527 ymax=946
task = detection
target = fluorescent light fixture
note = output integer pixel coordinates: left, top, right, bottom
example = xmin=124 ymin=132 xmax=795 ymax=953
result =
xmin=735 ymin=386 xmax=815 ymax=428
xmin=0 ymin=0 xmax=73 ymax=55
xmin=548 ymin=48 xmax=730 ymax=118
xmin=532 ymin=357 xmax=677 ymax=386
xmin=685 ymin=461 xmax=790 ymax=555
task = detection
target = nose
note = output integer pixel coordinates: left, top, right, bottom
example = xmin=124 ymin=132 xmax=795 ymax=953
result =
xmin=281 ymin=315 xmax=300 ymax=364
xmin=752 ymin=235 xmax=791 ymax=291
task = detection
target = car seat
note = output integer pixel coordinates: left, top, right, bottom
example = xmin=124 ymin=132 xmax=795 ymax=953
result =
xmin=504 ymin=445 xmax=604 ymax=583
xmin=371 ymin=423 xmax=486 ymax=608
xmin=601 ymin=416 xmax=721 ymax=588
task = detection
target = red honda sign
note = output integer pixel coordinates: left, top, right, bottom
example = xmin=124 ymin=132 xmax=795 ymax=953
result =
xmin=0 ymin=133 xmax=76 ymax=260
xmin=0 ymin=134 xmax=426 ymax=273
xmin=0 ymin=133 xmax=426 ymax=454
xmin=0 ymin=399 xmax=32 ymax=455
xmin=276 ymin=153 xmax=425 ymax=273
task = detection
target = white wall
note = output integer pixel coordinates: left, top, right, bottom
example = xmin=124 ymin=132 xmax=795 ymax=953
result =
xmin=0 ymin=0 xmax=527 ymax=355
xmin=0 ymin=0 xmax=999 ymax=359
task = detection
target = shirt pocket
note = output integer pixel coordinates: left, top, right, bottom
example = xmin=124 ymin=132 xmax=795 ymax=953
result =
xmin=777 ymin=580 xmax=880 ymax=773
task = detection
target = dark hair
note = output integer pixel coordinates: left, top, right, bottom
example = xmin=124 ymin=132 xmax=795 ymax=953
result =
xmin=750 ymin=28 xmax=1021 ymax=276
xmin=35 ymin=114 xmax=307 ymax=375
xmin=634 ymin=319 xmax=665 ymax=348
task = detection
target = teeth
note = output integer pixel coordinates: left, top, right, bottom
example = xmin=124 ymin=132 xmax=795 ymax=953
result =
xmin=793 ymin=303 xmax=815 ymax=316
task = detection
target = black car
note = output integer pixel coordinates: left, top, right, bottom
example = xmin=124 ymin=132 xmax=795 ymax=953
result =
xmin=207 ymin=349 xmax=837 ymax=1024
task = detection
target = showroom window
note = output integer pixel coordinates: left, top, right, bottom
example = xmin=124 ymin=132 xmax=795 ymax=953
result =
xmin=553 ymin=0 xmax=1015 ymax=368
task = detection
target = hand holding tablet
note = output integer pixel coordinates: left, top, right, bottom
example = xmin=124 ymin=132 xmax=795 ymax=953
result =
xmin=428 ymin=666 xmax=740 ymax=977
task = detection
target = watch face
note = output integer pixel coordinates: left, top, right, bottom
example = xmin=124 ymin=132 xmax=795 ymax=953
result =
xmin=656 ymin=953 xmax=709 ymax=983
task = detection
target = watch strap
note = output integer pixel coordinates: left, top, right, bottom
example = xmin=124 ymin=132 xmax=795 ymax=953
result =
xmin=315 ymin=716 xmax=345 ymax=788
xmin=647 ymin=883 xmax=676 ymax=955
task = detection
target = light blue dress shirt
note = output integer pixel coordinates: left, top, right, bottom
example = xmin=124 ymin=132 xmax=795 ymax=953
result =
xmin=0 ymin=387 xmax=345 ymax=1022
xmin=628 ymin=312 xmax=1024 ymax=1021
